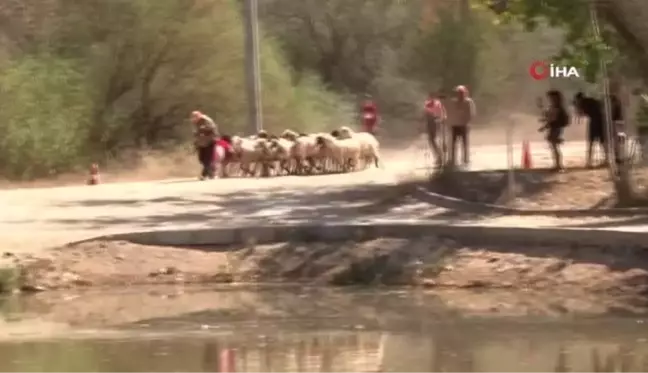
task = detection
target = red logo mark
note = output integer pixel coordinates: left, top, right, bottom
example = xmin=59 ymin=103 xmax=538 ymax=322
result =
xmin=529 ymin=61 xmax=550 ymax=80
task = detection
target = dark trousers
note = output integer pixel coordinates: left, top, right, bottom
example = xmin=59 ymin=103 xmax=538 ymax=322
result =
xmin=197 ymin=143 xmax=215 ymax=178
xmin=587 ymin=124 xmax=625 ymax=166
xmin=426 ymin=116 xmax=443 ymax=165
xmin=450 ymin=126 xmax=469 ymax=165
xmin=587 ymin=124 xmax=608 ymax=165
xmin=547 ymin=127 xmax=564 ymax=170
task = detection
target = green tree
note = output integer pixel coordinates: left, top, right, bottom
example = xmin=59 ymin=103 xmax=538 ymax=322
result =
xmin=0 ymin=0 xmax=351 ymax=180
xmin=407 ymin=1 xmax=484 ymax=96
xmin=479 ymin=0 xmax=648 ymax=204
xmin=0 ymin=54 xmax=92 ymax=178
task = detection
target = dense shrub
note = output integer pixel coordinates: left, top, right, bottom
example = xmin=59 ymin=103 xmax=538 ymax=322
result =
xmin=0 ymin=0 xmax=350 ymax=179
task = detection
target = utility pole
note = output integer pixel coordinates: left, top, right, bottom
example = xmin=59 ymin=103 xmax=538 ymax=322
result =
xmin=243 ymin=0 xmax=263 ymax=133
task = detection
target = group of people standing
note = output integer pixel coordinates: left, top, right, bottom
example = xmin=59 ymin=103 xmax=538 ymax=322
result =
xmin=360 ymin=85 xmax=477 ymax=168
xmin=415 ymin=86 xmax=623 ymax=172
xmin=540 ymin=89 xmax=624 ymax=172
xmin=188 ymin=85 xmax=626 ymax=179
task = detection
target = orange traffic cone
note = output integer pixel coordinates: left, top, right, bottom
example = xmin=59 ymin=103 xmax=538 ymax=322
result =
xmin=87 ymin=163 xmax=100 ymax=185
xmin=521 ymin=140 xmax=532 ymax=169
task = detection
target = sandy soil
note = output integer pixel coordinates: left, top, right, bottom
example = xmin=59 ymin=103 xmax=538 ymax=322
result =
xmin=12 ymin=236 xmax=648 ymax=304
xmin=429 ymin=166 xmax=648 ymax=210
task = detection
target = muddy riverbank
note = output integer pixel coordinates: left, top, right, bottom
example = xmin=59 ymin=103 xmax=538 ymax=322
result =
xmin=3 ymin=235 xmax=648 ymax=306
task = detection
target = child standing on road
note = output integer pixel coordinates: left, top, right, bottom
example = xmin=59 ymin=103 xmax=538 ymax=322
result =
xmin=213 ymin=135 xmax=233 ymax=178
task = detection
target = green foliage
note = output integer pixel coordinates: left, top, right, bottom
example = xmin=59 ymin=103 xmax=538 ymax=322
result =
xmin=636 ymin=96 xmax=648 ymax=126
xmin=0 ymin=0 xmax=350 ymax=179
xmin=475 ymin=0 xmax=615 ymax=83
xmin=408 ymin=4 xmax=485 ymax=95
xmin=259 ymin=0 xmax=429 ymax=125
xmin=0 ymin=55 xmax=92 ymax=178
xmin=261 ymin=0 xmax=551 ymax=127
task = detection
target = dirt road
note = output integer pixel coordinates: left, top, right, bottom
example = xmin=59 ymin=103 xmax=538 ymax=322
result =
xmin=0 ymin=140 xmax=619 ymax=255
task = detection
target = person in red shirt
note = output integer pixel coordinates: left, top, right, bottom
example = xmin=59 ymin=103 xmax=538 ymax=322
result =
xmin=213 ymin=135 xmax=234 ymax=178
xmin=422 ymin=92 xmax=447 ymax=166
xmin=361 ymin=95 xmax=379 ymax=134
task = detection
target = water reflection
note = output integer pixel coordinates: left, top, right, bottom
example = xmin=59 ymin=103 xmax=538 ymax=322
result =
xmin=1 ymin=328 xmax=648 ymax=372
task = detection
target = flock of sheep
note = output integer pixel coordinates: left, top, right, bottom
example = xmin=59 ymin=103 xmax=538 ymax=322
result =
xmin=221 ymin=126 xmax=381 ymax=178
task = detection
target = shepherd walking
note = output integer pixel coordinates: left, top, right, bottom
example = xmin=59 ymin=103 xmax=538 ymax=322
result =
xmin=190 ymin=110 xmax=219 ymax=180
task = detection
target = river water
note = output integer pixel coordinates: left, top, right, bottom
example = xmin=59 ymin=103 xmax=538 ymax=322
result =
xmin=0 ymin=286 xmax=647 ymax=372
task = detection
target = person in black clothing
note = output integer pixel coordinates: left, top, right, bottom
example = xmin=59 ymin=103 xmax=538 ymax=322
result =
xmin=573 ymin=92 xmax=608 ymax=167
xmin=539 ymin=90 xmax=569 ymax=172
xmin=573 ymin=92 xmax=624 ymax=167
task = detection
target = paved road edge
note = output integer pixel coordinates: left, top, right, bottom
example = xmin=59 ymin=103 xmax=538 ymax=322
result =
xmin=75 ymin=222 xmax=648 ymax=248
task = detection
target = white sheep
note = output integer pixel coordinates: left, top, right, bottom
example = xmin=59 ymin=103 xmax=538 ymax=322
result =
xmin=316 ymin=133 xmax=361 ymax=173
xmin=337 ymin=126 xmax=381 ymax=169
xmin=231 ymin=135 xmax=267 ymax=176
xmin=268 ymin=137 xmax=296 ymax=175
xmin=282 ymin=131 xmax=324 ymax=174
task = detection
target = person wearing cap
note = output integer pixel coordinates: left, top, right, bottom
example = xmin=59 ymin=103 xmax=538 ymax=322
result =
xmin=445 ymin=85 xmax=476 ymax=166
xmin=422 ymin=91 xmax=446 ymax=166
xmin=360 ymin=94 xmax=379 ymax=135
xmin=190 ymin=110 xmax=219 ymax=180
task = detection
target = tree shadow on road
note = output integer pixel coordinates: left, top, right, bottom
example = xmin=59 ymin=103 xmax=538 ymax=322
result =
xmin=429 ymin=168 xmax=561 ymax=205
xmin=426 ymin=166 xmax=617 ymax=210
xmin=47 ymin=182 xmax=417 ymax=230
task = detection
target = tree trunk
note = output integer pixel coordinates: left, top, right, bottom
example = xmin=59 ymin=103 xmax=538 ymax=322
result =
xmin=601 ymin=3 xmax=647 ymax=203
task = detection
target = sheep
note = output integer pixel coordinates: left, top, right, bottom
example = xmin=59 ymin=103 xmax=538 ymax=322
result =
xmin=315 ymin=133 xmax=361 ymax=173
xmin=284 ymin=132 xmax=322 ymax=175
xmin=267 ymin=137 xmax=295 ymax=175
xmin=231 ymin=135 xmax=267 ymax=176
xmin=206 ymin=126 xmax=381 ymax=178
xmin=337 ymin=126 xmax=381 ymax=169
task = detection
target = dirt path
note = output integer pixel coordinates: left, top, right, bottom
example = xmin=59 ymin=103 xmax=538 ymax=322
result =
xmin=0 ymin=141 xmax=628 ymax=256
xmin=0 ymin=149 xmax=422 ymax=253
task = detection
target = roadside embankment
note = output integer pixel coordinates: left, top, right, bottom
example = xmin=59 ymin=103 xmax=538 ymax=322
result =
xmin=3 ymin=224 xmax=648 ymax=304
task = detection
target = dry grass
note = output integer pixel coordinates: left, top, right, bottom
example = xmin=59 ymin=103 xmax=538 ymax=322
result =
xmin=0 ymin=148 xmax=197 ymax=190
